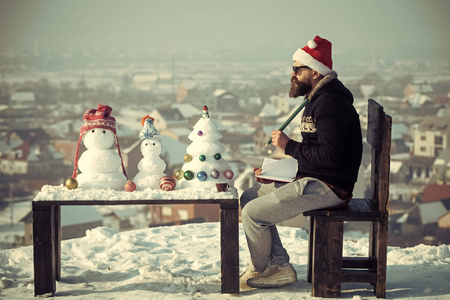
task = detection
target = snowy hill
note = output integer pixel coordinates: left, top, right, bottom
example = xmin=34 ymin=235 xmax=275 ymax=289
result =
xmin=0 ymin=223 xmax=449 ymax=299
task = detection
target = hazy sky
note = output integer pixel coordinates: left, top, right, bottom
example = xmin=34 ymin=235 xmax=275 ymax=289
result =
xmin=1 ymin=0 xmax=449 ymax=59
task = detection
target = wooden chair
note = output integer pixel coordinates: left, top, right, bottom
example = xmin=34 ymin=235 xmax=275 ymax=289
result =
xmin=303 ymin=99 xmax=392 ymax=298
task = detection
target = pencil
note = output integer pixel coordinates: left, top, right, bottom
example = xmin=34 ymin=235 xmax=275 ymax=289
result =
xmin=265 ymin=98 xmax=309 ymax=147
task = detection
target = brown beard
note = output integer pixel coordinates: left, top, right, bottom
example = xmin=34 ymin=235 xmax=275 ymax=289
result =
xmin=289 ymin=76 xmax=312 ymax=98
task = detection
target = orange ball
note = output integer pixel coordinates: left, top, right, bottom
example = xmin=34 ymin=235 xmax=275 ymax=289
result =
xmin=124 ymin=180 xmax=136 ymax=192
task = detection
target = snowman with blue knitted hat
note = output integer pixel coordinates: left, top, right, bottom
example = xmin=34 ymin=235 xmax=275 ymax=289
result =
xmin=133 ymin=116 xmax=175 ymax=191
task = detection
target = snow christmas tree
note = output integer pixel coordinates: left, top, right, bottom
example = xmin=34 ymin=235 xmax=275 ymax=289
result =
xmin=175 ymin=106 xmax=234 ymax=189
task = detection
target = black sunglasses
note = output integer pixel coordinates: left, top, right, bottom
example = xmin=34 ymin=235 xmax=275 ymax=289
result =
xmin=293 ymin=65 xmax=310 ymax=74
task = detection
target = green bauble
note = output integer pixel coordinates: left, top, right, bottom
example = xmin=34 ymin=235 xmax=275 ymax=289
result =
xmin=199 ymin=155 xmax=206 ymax=162
xmin=214 ymin=153 xmax=221 ymax=160
xmin=184 ymin=170 xmax=194 ymax=180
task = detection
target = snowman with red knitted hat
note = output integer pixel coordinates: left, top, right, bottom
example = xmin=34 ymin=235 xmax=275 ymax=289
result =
xmin=66 ymin=104 xmax=132 ymax=190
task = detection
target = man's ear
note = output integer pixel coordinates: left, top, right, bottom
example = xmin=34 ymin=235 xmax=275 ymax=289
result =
xmin=312 ymin=70 xmax=322 ymax=80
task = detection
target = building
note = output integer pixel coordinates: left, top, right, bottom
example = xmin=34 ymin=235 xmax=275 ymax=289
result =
xmin=132 ymin=73 xmax=158 ymax=91
xmin=206 ymin=89 xmax=240 ymax=113
xmin=421 ymin=184 xmax=450 ymax=203
xmin=0 ymin=128 xmax=65 ymax=189
xmin=150 ymin=107 xmax=188 ymax=131
xmin=148 ymin=203 xmax=220 ymax=227
xmin=433 ymin=149 xmax=450 ymax=185
xmin=9 ymin=92 xmax=35 ymax=109
xmin=396 ymin=201 xmax=448 ymax=237
xmin=269 ymin=93 xmax=297 ymax=114
xmin=404 ymin=83 xmax=433 ymax=99
xmin=413 ymin=116 xmax=450 ymax=158
xmin=20 ymin=206 xmax=103 ymax=245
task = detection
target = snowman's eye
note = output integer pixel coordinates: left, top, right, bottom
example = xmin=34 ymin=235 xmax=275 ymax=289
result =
xmin=92 ymin=130 xmax=95 ymax=133
xmin=145 ymin=143 xmax=148 ymax=146
xmin=103 ymin=130 xmax=106 ymax=134
xmin=153 ymin=143 xmax=155 ymax=146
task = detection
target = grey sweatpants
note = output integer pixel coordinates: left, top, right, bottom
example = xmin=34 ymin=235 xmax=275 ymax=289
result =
xmin=240 ymin=177 xmax=344 ymax=272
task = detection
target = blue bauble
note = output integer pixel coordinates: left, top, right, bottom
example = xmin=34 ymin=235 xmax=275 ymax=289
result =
xmin=197 ymin=171 xmax=207 ymax=181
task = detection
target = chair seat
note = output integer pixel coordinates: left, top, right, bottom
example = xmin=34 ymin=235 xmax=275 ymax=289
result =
xmin=303 ymin=198 xmax=380 ymax=221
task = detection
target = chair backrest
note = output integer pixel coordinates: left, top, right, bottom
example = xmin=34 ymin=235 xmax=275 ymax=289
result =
xmin=367 ymin=99 xmax=392 ymax=213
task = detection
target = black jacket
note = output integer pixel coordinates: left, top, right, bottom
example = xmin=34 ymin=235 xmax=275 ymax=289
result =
xmin=285 ymin=74 xmax=362 ymax=193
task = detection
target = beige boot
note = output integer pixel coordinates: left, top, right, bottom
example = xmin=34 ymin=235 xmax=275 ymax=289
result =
xmin=247 ymin=263 xmax=297 ymax=288
xmin=239 ymin=263 xmax=261 ymax=289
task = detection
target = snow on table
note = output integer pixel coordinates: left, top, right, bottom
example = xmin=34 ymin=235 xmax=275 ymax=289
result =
xmin=33 ymin=184 xmax=238 ymax=201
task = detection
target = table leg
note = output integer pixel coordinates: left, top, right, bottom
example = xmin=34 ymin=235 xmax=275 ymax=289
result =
xmin=33 ymin=204 xmax=56 ymax=296
xmin=54 ymin=205 xmax=61 ymax=281
xmin=220 ymin=203 xmax=239 ymax=294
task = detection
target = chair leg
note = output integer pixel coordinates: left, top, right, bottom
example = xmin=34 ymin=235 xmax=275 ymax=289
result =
xmin=311 ymin=218 xmax=343 ymax=298
xmin=375 ymin=217 xmax=388 ymax=298
xmin=307 ymin=216 xmax=314 ymax=283
xmin=368 ymin=220 xmax=376 ymax=286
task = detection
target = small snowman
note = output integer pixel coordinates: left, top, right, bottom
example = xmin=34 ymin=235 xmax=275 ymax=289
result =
xmin=66 ymin=104 xmax=133 ymax=191
xmin=133 ymin=116 xmax=175 ymax=191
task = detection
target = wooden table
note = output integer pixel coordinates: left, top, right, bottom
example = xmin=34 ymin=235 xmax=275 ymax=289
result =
xmin=32 ymin=197 xmax=239 ymax=296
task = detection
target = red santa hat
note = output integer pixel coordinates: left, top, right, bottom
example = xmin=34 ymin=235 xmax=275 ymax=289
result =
xmin=71 ymin=104 xmax=128 ymax=179
xmin=292 ymin=36 xmax=333 ymax=75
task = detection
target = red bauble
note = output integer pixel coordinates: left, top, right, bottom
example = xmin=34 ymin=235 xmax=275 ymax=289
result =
xmin=160 ymin=175 xmax=176 ymax=191
xmin=124 ymin=180 xmax=136 ymax=192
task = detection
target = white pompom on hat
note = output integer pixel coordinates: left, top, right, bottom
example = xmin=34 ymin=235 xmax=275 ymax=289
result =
xmin=293 ymin=36 xmax=333 ymax=75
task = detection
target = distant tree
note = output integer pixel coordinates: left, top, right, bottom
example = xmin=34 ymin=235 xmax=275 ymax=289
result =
xmin=121 ymin=74 xmax=132 ymax=90
xmin=360 ymin=73 xmax=385 ymax=86
xmin=35 ymin=77 xmax=56 ymax=105
xmin=431 ymin=80 xmax=450 ymax=95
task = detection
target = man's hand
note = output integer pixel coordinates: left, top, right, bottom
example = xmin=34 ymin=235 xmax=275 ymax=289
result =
xmin=271 ymin=130 xmax=290 ymax=150
xmin=253 ymin=168 xmax=274 ymax=184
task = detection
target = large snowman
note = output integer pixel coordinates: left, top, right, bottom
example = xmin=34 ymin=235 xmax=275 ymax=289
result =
xmin=67 ymin=104 xmax=129 ymax=190
xmin=133 ymin=116 xmax=174 ymax=190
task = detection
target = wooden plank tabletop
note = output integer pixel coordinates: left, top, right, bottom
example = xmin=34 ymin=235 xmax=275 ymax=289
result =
xmin=32 ymin=198 xmax=239 ymax=207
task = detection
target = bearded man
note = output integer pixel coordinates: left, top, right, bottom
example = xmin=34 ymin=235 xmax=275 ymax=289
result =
xmin=240 ymin=36 xmax=363 ymax=289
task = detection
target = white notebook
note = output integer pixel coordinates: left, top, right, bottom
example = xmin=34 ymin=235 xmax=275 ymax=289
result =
xmin=256 ymin=157 xmax=298 ymax=183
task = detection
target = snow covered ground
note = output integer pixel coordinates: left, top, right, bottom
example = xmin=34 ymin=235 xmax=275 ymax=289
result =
xmin=1 ymin=223 xmax=449 ymax=300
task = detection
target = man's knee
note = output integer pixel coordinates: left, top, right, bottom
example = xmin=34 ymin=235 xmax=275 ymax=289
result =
xmin=240 ymin=187 xmax=258 ymax=209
